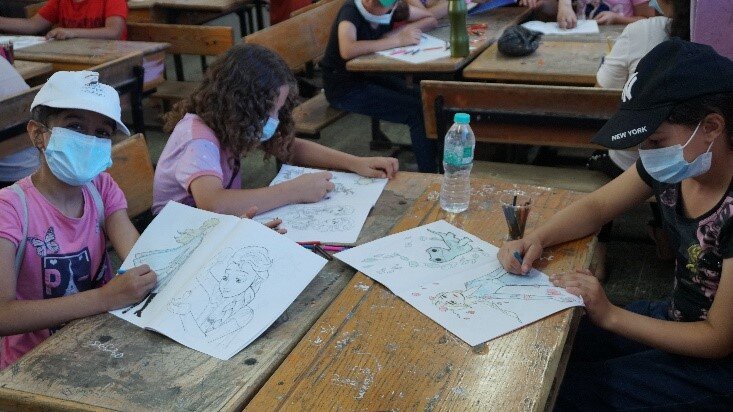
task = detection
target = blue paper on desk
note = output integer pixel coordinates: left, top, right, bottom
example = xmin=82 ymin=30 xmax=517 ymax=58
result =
xmin=468 ymin=0 xmax=517 ymax=15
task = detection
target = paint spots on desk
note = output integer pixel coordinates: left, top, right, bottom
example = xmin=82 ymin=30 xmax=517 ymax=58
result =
xmin=354 ymin=282 xmax=370 ymax=291
xmin=334 ymin=330 xmax=360 ymax=351
xmin=330 ymin=351 xmax=382 ymax=400
xmin=451 ymin=386 xmax=467 ymax=396
xmin=86 ymin=339 xmax=124 ymax=359
xmin=310 ymin=324 xmax=335 ymax=346
xmin=425 ymin=393 xmax=441 ymax=412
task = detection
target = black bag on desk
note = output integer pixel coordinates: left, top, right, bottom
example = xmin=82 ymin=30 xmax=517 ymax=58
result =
xmin=497 ymin=26 xmax=542 ymax=57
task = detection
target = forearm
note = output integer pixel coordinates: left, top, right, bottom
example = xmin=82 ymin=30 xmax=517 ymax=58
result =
xmin=530 ymin=196 xmax=607 ymax=248
xmin=403 ymin=16 xmax=438 ymax=31
xmin=106 ymin=210 xmax=140 ymax=261
xmin=61 ymin=27 xmax=123 ymax=40
xmin=0 ymin=16 xmax=47 ymax=34
xmin=197 ymin=185 xmax=297 ymax=216
xmin=0 ymin=289 xmax=107 ymax=336
xmin=604 ymin=306 xmax=733 ymax=358
xmin=340 ymin=36 xmax=402 ymax=59
xmin=289 ymin=138 xmax=361 ymax=172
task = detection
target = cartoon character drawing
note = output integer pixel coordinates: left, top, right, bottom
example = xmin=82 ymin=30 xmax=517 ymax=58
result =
xmin=168 ymin=246 xmax=273 ymax=347
xmin=280 ymin=204 xmax=355 ymax=232
xmin=430 ymin=266 xmax=579 ymax=322
xmin=425 ymin=229 xmax=474 ymax=263
xmin=122 ymin=218 xmax=219 ymax=317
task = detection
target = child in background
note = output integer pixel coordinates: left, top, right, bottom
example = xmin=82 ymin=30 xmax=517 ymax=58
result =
xmin=0 ymin=71 xmax=156 ymax=369
xmin=556 ymin=0 xmax=655 ymax=29
xmin=154 ymin=44 xmax=398 ymax=216
xmin=498 ymin=39 xmax=733 ymax=409
xmin=0 ymin=0 xmax=128 ymax=40
xmin=0 ymin=57 xmax=37 ymax=188
xmin=320 ymin=0 xmax=439 ymax=173
xmin=590 ymin=0 xmax=690 ymax=178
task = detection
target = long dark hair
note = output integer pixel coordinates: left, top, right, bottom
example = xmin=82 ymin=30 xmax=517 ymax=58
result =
xmin=667 ymin=0 xmax=690 ymax=40
xmin=163 ymin=44 xmax=298 ymax=164
xmin=668 ymin=92 xmax=733 ymax=147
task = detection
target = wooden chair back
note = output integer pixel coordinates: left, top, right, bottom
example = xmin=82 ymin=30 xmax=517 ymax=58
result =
xmin=127 ymin=23 xmax=234 ymax=57
xmin=421 ymin=81 xmax=621 ymax=149
xmin=244 ymin=0 xmax=345 ymax=72
xmin=107 ymin=134 xmax=155 ymax=218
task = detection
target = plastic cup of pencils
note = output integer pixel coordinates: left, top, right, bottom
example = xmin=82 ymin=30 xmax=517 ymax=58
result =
xmin=0 ymin=41 xmax=14 ymax=65
xmin=499 ymin=191 xmax=532 ymax=240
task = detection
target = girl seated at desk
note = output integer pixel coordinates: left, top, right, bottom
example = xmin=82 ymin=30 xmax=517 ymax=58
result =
xmin=498 ymin=39 xmax=733 ymax=410
xmin=0 ymin=0 xmax=128 ymax=40
xmin=154 ymin=44 xmax=398 ymax=216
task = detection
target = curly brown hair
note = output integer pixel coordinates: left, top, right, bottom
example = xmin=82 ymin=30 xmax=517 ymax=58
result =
xmin=163 ymin=44 xmax=299 ymax=165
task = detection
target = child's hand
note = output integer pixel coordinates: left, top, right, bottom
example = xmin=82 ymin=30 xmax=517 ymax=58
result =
xmin=101 ymin=265 xmax=157 ymax=310
xmin=241 ymin=207 xmax=287 ymax=234
xmin=289 ymin=171 xmax=335 ymax=203
xmin=46 ymin=27 xmax=76 ymax=40
xmin=351 ymin=157 xmax=399 ymax=179
xmin=594 ymin=11 xmax=619 ymax=25
xmin=550 ymin=269 xmax=615 ymax=328
xmin=557 ymin=4 xmax=578 ymax=29
xmin=397 ymin=27 xmax=422 ymax=47
xmin=497 ymin=235 xmax=543 ymax=275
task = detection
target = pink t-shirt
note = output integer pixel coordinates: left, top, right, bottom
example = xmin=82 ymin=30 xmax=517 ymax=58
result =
xmin=578 ymin=0 xmax=647 ymax=18
xmin=152 ymin=113 xmax=240 ymax=214
xmin=0 ymin=173 xmax=127 ymax=369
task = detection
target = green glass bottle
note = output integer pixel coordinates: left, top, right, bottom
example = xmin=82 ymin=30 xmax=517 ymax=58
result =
xmin=448 ymin=0 xmax=469 ymax=58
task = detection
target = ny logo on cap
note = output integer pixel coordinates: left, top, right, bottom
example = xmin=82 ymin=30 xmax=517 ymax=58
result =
xmin=622 ymin=72 xmax=638 ymax=103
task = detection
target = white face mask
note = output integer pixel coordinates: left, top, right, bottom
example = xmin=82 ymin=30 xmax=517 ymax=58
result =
xmin=354 ymin=0 xmax=394 ymax=25
xmin=638 ymin=122 xmax=714 ymax=184
xmin=261 ymin=117 xmax=279 ymax=142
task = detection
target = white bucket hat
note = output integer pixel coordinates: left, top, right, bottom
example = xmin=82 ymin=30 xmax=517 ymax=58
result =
xmin=31 ymin=70 xmax=130 ymax=136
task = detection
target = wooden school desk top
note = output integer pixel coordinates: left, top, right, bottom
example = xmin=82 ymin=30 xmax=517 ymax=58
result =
xmin=346 ymin=6 xmax=532 ymax=74
xmin=13 ymin=60 xmax=53 ymax=81
xmin=247 ymin=178 xmax=595 ymax=411
xmin=0 ymin=172 xmax=436 ymax=412
xmin=463 ymin=39 xmax=608 ymax=86
xmin=14 ymin=38 xmax=170 ymax=67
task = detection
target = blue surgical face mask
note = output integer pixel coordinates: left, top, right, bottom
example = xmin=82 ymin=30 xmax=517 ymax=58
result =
xmin=638 ymin=123 xmax=714 ymax=184
xmin=43 ymin=127 xmax=112 ymax=186
xmin=355 ymin=0 xmax=394 ymax=25
xmin=648 ymin=0 xmax=664 ymax=15
xmin=261 ymin=117 xmax=279 ymax=142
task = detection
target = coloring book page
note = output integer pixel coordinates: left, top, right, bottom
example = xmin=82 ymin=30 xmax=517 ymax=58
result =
xmin=254 ymin=165 xmax=388 ymax=244
xmin=402 ymin=261 xmax=583 ymax=346
xmin=336 ymin=220 xmax=584 ymax=346
xmin=377 ymin=33 xmax=450 ymax=64
xmin=335 ymin=220 xmax=495 ymax=294
xmin=111 ymin=202 xmax=327 ymax=359
xmin=522 ymin=19 xmax=600 ymax=35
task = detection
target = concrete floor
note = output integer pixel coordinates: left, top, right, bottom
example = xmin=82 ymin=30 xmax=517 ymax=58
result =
xmin=129 ymin=12 xmax=674 ymax=308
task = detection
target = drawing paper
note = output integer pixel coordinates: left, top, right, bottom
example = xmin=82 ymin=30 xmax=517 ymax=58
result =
xmin=522 ymin=20 xmax=600 ymax=35
xmin=0 ymin=36 xmax=46 ymax=50
xmin=335 ymin=220 xmax=583 ymax=345
xmin=377 ymin=33 xmax=451 ymax=64
xmin=111 ymin=202 xmax=327 ymax=360
xmin=254 ymin=165 xmax=388 ymax=244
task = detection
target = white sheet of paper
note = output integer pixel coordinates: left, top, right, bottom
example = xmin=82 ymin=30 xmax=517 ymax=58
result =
xmin=377 ymin=33 xmax=450 ymax=64
xmin=0 ymin=36 xmax=47 ymax=50
xmin=254 ymin=165 xmax=387 ymax=244
xmin=336 ymin=220 xmax=584 ymax=346
xmin=521 ymin=20 xmax=600 ymax=35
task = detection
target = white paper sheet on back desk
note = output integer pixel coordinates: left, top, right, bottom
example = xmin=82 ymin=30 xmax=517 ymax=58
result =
xmin=335 ymin=220 xmax=584 ymax=345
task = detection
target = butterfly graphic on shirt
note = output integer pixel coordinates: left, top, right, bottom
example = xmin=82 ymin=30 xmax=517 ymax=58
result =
xmin=26 ymin=227 xmax=60 ymax=257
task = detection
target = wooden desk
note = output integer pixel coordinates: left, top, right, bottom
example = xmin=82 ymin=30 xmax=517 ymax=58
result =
xmin=463 ymin=40 xmax=608 ymax=86
xmin=247 ymin=177 xmax=594 ymax=411
xmin=346 ymin=6 xmax=531 ymax=75
xmin=13 ymin=59 xmax=52 ymax=82
xmin=150 ymin=0 xmax=260 ymax=33
xmin=0 ymin=172 xmax=435 ymax=411
xmin=127 ymin=0 xmax=156 ymax=23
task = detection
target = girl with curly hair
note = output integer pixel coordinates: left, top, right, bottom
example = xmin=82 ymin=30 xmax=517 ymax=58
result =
xmin=153 ymin=44 xmax=398 ymax=216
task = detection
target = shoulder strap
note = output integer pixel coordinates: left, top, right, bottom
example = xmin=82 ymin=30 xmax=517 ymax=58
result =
xmin=84 ymin=181 xmax=105 ymax=233
xmin=9 ymin=183 xmax=28 ymax=276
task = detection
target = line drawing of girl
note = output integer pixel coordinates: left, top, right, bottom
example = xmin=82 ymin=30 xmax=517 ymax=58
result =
xmin=167 ymin=246 xmax=273 ymax=347
xmin=122 ymin=218 xmax=219 ymax=317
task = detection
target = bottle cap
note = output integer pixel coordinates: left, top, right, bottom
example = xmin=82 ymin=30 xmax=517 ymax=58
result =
xmin=454 ymin=113 xmax=470 ymax=124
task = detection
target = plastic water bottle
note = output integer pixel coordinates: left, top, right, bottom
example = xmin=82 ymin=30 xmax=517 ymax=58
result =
xmin=440 ymin=113 xmax=474 ymax=213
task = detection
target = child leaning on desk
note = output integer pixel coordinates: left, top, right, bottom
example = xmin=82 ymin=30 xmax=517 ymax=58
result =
xmin=498 ymin=39 xmax=733 ymax=410
xmin=554 ymin=0 xmax=656 ymax=29
xmin=0 ymin=0 xmax=128 ymax=40
xmin=0 ymin=71 xmax=157 ymax=370
xmin=320 ymin=0 xmax=439 ymax=173
xmin=153 ymin=44 xmax=398 ymax=217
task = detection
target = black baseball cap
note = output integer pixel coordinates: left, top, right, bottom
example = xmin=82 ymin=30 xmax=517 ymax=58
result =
xmin=592 ymin=38 xmax=733 ymax=149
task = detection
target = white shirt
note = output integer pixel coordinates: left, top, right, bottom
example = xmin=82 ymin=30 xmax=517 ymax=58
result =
xmin=597 ymin=17 xmax=671 ymax=171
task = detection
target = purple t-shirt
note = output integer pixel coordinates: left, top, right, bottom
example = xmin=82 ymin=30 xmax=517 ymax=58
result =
xmin=0 ymin=173 xmax=127 ymax=369
xmin=152 ymin=113 xmax=240 ymax=214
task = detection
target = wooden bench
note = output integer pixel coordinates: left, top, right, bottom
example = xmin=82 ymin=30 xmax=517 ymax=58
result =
xmin=244 ymin=0 xmax=347 ymax=139
xmin=107 ymin=133 xmax=155 ymax=219
xmin=127 ymin=22 xmax=235 ymax=109
xmin=421 ymin=81 xmax=621 ymax=192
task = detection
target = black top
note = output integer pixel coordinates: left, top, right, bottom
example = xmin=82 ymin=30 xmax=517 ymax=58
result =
xmin=320 ymin=0 xmax=393 ymax=98
xmin=636 ymin=160 xmax=733 ymax=322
